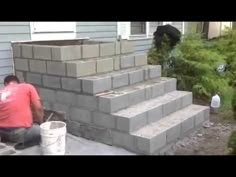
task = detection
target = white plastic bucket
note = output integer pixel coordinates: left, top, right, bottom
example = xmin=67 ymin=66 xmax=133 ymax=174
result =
xmin=40 ymin=121 xmax=67 ymax=155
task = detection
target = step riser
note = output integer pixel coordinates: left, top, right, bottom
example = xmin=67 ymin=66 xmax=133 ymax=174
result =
xmin=98 ymin=78 xmax=176 ymax=114
xmin=81 ymin=65 xmax=161 ymax=95
xmin=114 ymin=92 xmax=192 ymax=133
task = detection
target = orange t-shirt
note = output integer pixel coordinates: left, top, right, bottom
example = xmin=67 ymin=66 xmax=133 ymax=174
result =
xmin=0 ymin=83 xmax=40 ymax=128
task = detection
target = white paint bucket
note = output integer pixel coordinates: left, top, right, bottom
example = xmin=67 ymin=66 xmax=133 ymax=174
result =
xmin=40 ymin=121 xmax=67 ymax=155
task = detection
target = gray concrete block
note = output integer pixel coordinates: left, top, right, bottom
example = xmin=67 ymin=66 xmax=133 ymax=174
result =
xmin=67 ymin=121 xmax=82 ymax=137
xmin=204 ymin=107 xmax=210 ymax=121
xmin=149 ymin=65 xmax=161 ymax=79
xmin=26 ymin=72 xmax=42 ymax=85
xmin=100 ymin=43 xmax=115 ymax=57
xmin=47 ymin=61 xmax=66 ymax=76
xmin=121 ymin=40 xmax=134 ymax=54
xmin=14 ymin=58 xmax=28 ymax=71
xmin=143 ymin=68 xmax=149 ymax=80
xmin=66 ymin=60 xmax=96 ymax=77
xmin=111 ymin=131 xmax=136 ymax=151
xmin=82 ymin=44 xmax=99 ymax=58
xmin=182 ymin=92 xmax=192 ymax=107
xmin=135 ymin=53 xmax=147 ymax=66
xmin=21 ymin=45 xmax=33 ymax=58
xmin=181 ymin=116 xmax=194 ymax=135
xmin=29 ymin=60 xmax=46 ymax=73
xmin=120 ymin=55 xmax=135 ymax=69
xmin=128 ymin=89 xmax=145 ymax=105
xmin=43 ymin=75 xmax=61 ymax=89
xmin=112 ymin=73 xmax=129 ymax=88
xmin=145 ymin=86 xmax=152 ymax=100
xmin=129 ymin=70 xmax=144 ymax=84
xmin=164 ymin=78 xmax=177 ymax=93
xmin=82 ymin=76 xmax=111 ymax=94
xmin=52 ymin=103 xmax=69 ymax=115
xmin=93 ymin=112 xmax=115 ymax=129
xmin=115 ymin=41 xmax=121 ymax=55
xmin=39 ymin=88 xmax=56 ymax=102
xmin=152 ymin=82 xmax=165 ymax=98
xmin=61 ymin=77 xmax=81 ymax=92
xmin=166 ymin=124 xmax=181 ymax=143
xmin=15 ymin=71 xmax=25 ymax=82
xmin=98 ymin=93 xmax=129 ymax=113
xmin=113 ymin=56 xmax=120 ymax=70
xmin=90 ymin=126 xmax=113 ymax=145
xmin=163 ymin=100 xmax=177 ymax=117
xmin=96 ymin=58 xmax=114 ymax=73
xmin=12 ymin=44 xmax=21 ymax=58
xmin=51 ymin=46 xmax=81 ymax=60
xmin=194 ymin=111 xmax=205 ymax=127
xmin=33 ymin=45 xmax=51 ymax=60
xmin=42 ymin=101 xmax=52 ymax=110
xmin=70 ymin=107 xmax=92 ymax=124
xmin=116 ymin=112 xmax=147 ymax=132
xmin=56 ymin=90 xmax=77 ymax=106
xmin=147 ymin=105 xmax=163 ymax=123
xmin=77 ymin=94 xmax=98 ymax=111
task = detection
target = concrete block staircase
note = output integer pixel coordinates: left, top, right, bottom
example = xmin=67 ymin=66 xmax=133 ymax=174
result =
xmin=12 ymin=39 xmax=210 ymax=155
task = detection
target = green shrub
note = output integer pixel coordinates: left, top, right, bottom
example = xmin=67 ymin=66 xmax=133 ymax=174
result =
xmin=232 ymin=86 xmax=236 ymax=120
xmin=228 ymin=131 xmax=236 ymax=154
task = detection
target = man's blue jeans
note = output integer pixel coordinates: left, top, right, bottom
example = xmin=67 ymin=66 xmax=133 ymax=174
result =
xmin=0 ymin=124 xmax=41 ymax=146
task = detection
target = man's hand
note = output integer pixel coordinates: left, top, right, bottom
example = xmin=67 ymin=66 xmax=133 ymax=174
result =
xmin=31 ymin=100 xmax=44 ymax=124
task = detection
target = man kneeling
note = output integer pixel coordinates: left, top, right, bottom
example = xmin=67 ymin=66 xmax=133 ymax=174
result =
xmin=0 ymin=75 xmax=44 ymax=149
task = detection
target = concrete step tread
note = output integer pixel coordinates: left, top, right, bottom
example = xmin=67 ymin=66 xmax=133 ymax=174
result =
xmin=113 ymin=90 xmax=191 ymax=117
xmin=96 ymin=77 xmax=175 ymax=97
xmin=132 ymin=104 xmax=209 ymax=139
xmin=79 ymin=65 xmax=159 ymax=80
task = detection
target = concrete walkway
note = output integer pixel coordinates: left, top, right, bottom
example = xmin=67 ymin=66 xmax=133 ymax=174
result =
xmin=18 ymin=134 xmax=136 ymax=155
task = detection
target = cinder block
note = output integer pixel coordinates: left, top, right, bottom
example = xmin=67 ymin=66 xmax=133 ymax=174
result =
xmin=112 ymin=73 xmax=129 ymax=88
xmin=136 ymin=131 xmax=166 ymax=154
xmin=166 ymin=124 xmax=181 ymax=143
xmin=82 ymin=44 xmax=99 ymax=58
xmin=61 ymin=77 xmax=81 ymax=92
xmin=14 ymin=58 xmax=28 ymax=71
xmin=149 ymin=65 xmax=161 ymax=78
xmin=33 ymin=45 xmax=51 ymax=60
xmin=121 ymin=40 xmax=134 ymax=54
xmin=128 ymin=89 xmax=145 ymax=105
xmin=15 ymin=71 xmax=25 ymax=82
xmin=129 ymin=70 xmax=144 ymax=84
xmin=182 ymin=92 xmax=192 ymax=107
xmin=113 ymin=56 xmax=120 ymax=70
xmin=93 ymin=112 xmax=115 ymax=129
xmin=29 ymin=60 xmax=46 ymax=73
xmin=90 ymin=126 xmax=113 ymax=145
xmin=181 ymin=116 xmax=194 ymax=135
xmin=42 ymin=101 xmax=52 ymax=110
xmin=26 ymin=72 xmax=42 ymax=85
xmin=43 ymin=75 xmax=61 ymax=89
xmin=204 ymin=107 xmax=210 ymax=121
xmin=194 ymin=111 xmax=205 ymax=127
xmin=164 ymin=78 xmax=177 ymax=93
xmin=56 ymin=91 xmax=77 ymax=106
xmin=66 ymin=60 xmax=96 ymax=77
xmin=98 ymin=93 xmax=129 ymax=113
xmin=116 ymin=112 xmax=147 ymax=132
xmin=47 ymin=61 xmax=66 ymax=76
xmin=51 ymin=46 xmax=81 ymax=60
xmin=12 ymin=44 xmax=21 ymax=57
xmin=38 ymin=88 xmax=56 ymax=102
xmin=77 ymin=94 xmax=98 ymax=111
xmin=96 ymin=58 xmax=114 ymax=73
xmin=82 ymin=76 xmax=111 ymax=94
xmin=147 ymin=105 xmax=163 ymax=123
xmin=100 ymin=43 xmax=115 ymax=57
xmin=152 ymin=82 xmax=165 ymax=98
xmin=115 ymin=41 xmax=121 ymax=55
xmin=135 ymin=53 xmax=147 ymax=66
xmin=70 ymin=107 xmax=92 ymax=124
xmin=143 ymin=68 xmax=149 ymax=80
xmin=145 ymin=86 xmax=152 ymax=100
xmin=120 ymin=55 xmax=135 ymax=69
xmin=67 ymin=121 xmax=81 ymax=137
xmin=21 ymin=45 xmax=33 ymax=58
xmin=163 ymin=100 xmax=177 ymax=117
xmin=111 ymin=131 xmax=136 ymax=151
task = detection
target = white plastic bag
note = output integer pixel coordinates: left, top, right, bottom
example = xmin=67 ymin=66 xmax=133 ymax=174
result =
xmin=211 ymin=94 xmax=221 ymax=108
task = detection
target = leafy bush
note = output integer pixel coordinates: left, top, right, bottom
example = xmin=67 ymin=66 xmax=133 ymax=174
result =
xmin=228 ymin=131 xmax=236 ymax=154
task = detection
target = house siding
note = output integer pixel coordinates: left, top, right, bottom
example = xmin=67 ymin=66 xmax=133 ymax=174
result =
xmin=0 ymin=22 xmax=31 ymax=87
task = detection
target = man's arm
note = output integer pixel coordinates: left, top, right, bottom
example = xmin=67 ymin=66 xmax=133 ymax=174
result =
xmin=28 ymin=84 xmax=44 ymax=124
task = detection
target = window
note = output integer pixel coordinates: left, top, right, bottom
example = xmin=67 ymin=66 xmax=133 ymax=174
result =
xmin=130 ymin=22 xmax=146 ymax=35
